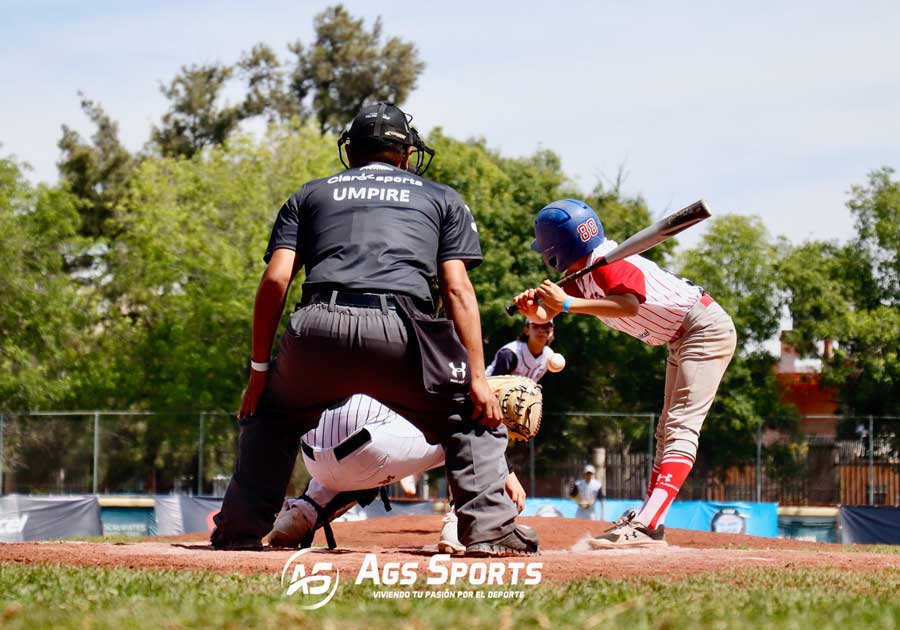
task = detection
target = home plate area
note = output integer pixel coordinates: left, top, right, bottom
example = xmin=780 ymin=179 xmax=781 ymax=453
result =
xmin=1 ymin=515 xmax=897 ymax=583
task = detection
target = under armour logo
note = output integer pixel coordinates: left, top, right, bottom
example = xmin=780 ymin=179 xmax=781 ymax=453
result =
xmin=449 ymin=361 xmax=467 ymax=383
xmin=658 ymin=473 xmax=674 ymax=484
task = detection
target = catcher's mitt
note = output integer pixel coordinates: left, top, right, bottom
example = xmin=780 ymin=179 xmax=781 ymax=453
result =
xmin=488 ymin=375 xmax=543 ymax=442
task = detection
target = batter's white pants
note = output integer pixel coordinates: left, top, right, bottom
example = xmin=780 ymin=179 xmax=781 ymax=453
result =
xmin=654 ymin=299 xmax=737 ymax=465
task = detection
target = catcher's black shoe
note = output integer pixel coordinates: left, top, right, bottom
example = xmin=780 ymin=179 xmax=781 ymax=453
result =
xmin=210 ymin=527 xmax=263 ymax=551
xmin=465 ymin=525 xmax=540 ymax=557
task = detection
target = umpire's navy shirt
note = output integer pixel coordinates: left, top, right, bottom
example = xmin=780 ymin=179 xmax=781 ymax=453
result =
xmin=265 ymin=162 xmax=483 ymax=304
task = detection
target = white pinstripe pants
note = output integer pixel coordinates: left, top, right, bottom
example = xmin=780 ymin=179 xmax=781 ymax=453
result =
xmin=653 ymin=300 xmax=737 ymax=466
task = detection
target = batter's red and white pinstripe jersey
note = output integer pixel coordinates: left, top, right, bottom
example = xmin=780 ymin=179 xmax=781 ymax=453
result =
xmin=571 ymin=240 xmax=704 ymax=346
xmin=302 ymin=395 xmax=398 ymax=449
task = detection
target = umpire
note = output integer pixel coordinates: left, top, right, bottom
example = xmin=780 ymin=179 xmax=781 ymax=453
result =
xmin=212 ymin=102 xmax=539 ymax=557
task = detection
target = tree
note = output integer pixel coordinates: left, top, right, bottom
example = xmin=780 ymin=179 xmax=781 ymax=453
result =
xmin=91 ymin=125 xmax=336 ymax=411
xmin=151 ymin=6 xmax=423 ymax=155
xmin=238 ymin=43 xmax=300 ymax=123
xmin=679 ymin=214 xmax=797 ymax=473
xmin=781 ymin=168 xmax=900 ymax=416
xmin=679 ymin=214 xmax=784 ymax=345
xmin=151 ymin=63 xmax=245 ymax=159
xmin=848 ymin=167 xmax=900 ymax=301
xmin=0 ymin=154 xmax=92 ymax=409
xmin=58 ymin=96 xmax=135 ymax=239
xmin=289 ymin=5 xmax=425 ymax=133
xmin=421 ymin=133 xmax=680 ymax=461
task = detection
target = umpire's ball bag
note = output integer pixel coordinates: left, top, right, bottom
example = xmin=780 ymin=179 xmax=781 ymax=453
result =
xmin=394 ymin=296 xmax=471 ymax=396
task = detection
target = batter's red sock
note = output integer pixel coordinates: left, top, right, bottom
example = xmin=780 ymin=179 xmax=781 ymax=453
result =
xmin=645 ymin=465 xmax=660 ymax=499
xmin=634 ymin=455 xmax=693 ymax=529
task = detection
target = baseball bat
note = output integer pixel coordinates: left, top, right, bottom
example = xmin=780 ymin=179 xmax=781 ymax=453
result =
xmin=505 ymin=199 xmax=711 ymax=316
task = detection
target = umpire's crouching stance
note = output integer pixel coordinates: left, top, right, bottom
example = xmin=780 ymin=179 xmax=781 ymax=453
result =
xmin=212 ymin=103 xmax=539 ymax=557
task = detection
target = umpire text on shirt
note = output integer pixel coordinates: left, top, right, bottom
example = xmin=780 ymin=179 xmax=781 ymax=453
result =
xmin=211 ymin=102 xmax=539 ymax=556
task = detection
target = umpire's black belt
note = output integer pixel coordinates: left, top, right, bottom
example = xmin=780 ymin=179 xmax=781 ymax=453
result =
xmin=301 ymin=289 xmax=399 ymax=311
xmin=300 ymin=289 xmax=433 ymax=314
xmin=301 ymin=428 xmax=372 ymax=462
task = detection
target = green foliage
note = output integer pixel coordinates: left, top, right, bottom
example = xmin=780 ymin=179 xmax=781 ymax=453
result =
xmin=238 ymin=43 xmax=301 ymax=123
xmin=12 ymin=0 xmax=900 ymax=485
xmin=677 ymin=214 xmax=799 ymax=470
xmin=0 ymin=155 xmax=92 ymax=409
xmin=57 ymin=96 xmax=135 ymax=239
xmin=679 ymin=214 xmax=783 ymax=344
xmin=93 ymin=125 xmax=336 ymax=411
xmin=585 ymin=185 xmax=676 ymax=266
xmin=780 ymin=167 xmax=900 ymax=415
xmin=149 ymin=5 xmax=424 ymax=155
xmin=290 ymin=5 xmax=425 ymax=133
xmin=151 ymin=63 xmax=245 ymax=159
xmin=849 ymin=166 xmax=900 ymax=300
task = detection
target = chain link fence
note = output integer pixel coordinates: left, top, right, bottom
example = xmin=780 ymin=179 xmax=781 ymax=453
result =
xmin=508 ymin=413 xmax=900 ymax=506
xmin=1 ymin=411 xmax=897 ymax=506
xmin=0 ymin=411 xmax=238 ymax=495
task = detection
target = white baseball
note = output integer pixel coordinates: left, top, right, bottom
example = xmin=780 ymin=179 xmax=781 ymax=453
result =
xmin=547 ymin=352 xmax=566 ymax=373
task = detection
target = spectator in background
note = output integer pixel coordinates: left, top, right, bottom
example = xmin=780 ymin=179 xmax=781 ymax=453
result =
xmin=570 ymin=465 xmax=604 ymax=520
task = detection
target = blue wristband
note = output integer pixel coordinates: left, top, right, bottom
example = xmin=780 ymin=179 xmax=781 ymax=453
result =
xmin=562 ymin=296 xmax=574 ymax=313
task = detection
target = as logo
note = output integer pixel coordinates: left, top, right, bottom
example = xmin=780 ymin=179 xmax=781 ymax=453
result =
xmin=281 ymin=549 xmax=340 ymax=609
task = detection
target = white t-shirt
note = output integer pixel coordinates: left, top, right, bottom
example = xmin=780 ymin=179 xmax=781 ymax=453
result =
xmin=572 ymin=478 xmax=603 ymax=505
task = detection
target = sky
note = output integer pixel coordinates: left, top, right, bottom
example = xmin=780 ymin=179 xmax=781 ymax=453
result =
xmin=2 ymin=0 xmax=899 ymax=250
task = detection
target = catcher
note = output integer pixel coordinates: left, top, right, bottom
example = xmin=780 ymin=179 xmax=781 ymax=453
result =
xmin=267 ymin=376 xmax=543 ymax=553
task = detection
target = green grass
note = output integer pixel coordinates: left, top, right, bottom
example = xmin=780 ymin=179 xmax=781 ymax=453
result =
xmin=2 ymin=564 xmax=900 ymax=629
xmin=718 ymin=541 xmax=900 ymax=555
xmin=823 ymin=544 xmax=900 ymax=555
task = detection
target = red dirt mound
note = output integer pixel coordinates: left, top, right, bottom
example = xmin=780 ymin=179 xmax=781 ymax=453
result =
xmin=1 ymin=515 xmax=897 ymax=582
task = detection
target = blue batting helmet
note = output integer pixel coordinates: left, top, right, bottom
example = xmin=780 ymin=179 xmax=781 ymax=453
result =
xmin=531 ymin=199 xmax=605 ymax=273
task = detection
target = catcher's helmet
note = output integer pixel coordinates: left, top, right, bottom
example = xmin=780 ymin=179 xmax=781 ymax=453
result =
xmin=531 ymin=199 xmax=605 ymax=273
xmin=337 ymin=102 xmax=435 ymax=175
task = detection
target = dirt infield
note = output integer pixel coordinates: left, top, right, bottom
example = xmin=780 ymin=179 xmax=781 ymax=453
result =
xmin=2 ymin=515 xmax=898 ymax=582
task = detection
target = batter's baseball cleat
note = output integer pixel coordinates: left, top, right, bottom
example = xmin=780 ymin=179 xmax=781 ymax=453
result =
xmin=437 ymin=511 xmax=465 ymax=555
xmin=613 ymin=508 xmax=637 ymax=526
xmin=588 ymin=521 xmax=667 ymax=549
xmin=465 ymin=525 xmax=540 ymax=557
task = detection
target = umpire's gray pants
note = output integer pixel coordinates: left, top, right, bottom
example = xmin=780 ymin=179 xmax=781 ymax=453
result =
xmin=213 ymin=303 xmax=516 ymax=547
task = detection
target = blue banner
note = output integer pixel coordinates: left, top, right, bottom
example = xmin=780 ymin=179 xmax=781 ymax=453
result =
xmin=839 ymin=506 xmax=900 ymax=545
xmin=521 ymin=498 xmax=778 ymax=538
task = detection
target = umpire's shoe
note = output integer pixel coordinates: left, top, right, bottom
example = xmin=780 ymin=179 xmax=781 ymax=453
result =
xmin=210 ymin=527 xmax=263 ymax=551
xmin=465 ymin=525 xmax=540 ymax=557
